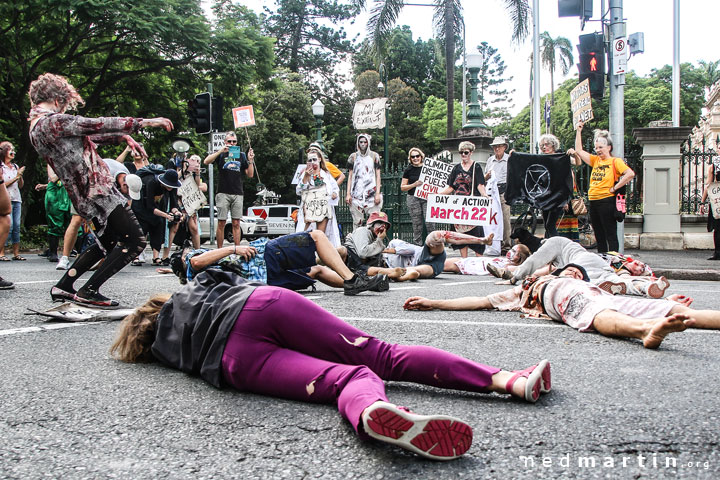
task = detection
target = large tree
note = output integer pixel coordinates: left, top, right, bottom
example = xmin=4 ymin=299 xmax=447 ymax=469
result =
xmin=353 ymin=0 xmax=530 ymax=138
xmin=475 ymin=41 xmax=515 ymax=126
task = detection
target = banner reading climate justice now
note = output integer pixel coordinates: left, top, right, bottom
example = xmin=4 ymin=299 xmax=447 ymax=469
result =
xmin=426 ymin=194 xmax=498 ymax=227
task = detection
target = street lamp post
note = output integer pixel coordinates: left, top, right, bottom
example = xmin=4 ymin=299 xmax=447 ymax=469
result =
xmin=378 ymin=63 xmax=390 ymax=170
xmin=463 ymin=53 xmax=488 ymax=129
xmin=312 ymin=99 xmax=325 ymax=148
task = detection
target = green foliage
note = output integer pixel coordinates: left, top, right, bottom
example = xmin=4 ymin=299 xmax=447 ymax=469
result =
xmin=475 ymin=41 xmax=515 ymax=126
xmin=419 ymin=96 xmax=462 ymax=151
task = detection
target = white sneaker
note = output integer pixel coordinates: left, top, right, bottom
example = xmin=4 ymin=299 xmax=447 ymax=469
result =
xmin=56 ymin=256 xmax=70 ymax=270
xmin=137 ymin=251 xmax=146 ymax=263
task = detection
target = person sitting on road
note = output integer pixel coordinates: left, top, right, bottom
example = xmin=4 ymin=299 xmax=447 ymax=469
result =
xmin=404 ymin=264 xmax=720 ymax=349
xmin=383 ymin=230 xmax=495 ymax=280
xmin=110 ymin=268 xmax=552 ymax=461
xmin=170 ymin=230 xmax=388 ymax=296
xmin=337 ymin=212 xmax=416 ymax=282
xmin=443 ymin=243 xmax=530 ymax=276
xmin=487 ymin=233 xmax=670 ymax=299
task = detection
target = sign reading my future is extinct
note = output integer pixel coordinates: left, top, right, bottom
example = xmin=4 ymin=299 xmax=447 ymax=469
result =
xmin=426 ymin=194 xmax=498 ymax=227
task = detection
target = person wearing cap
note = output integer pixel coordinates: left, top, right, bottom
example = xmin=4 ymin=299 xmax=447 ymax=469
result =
xmin=203 ymin=132 xmax=255 ymax=249
xmin=485 ymin=136 xmax=511 ymax=252
xmin=345 ymin=134 xmax=382 ymax=231
xmin=487 ymin=235 xmax=670 ymax=299
xmin=405 ymin=264 xmax=720 ymax=349
xmin=145 ymin=169 xmax=182 ymax=265
xmin=28 ymin=72 xmax=173 ymax=307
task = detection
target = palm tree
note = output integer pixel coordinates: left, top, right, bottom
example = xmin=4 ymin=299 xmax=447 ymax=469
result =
xmin=698 ymin=59 xmax=720 ymax=93
xmin=539 ymin=31 xmax=573 ymax=106
xmin=354 ymin=0 xmax=530 ymax=138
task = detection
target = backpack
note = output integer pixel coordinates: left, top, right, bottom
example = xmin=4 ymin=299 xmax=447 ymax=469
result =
xmin=135 ymin=164 xmax=166 ymax=199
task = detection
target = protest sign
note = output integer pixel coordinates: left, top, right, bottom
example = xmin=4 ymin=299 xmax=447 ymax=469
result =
xmin=414 ymin=155 xmax=454 ymax=200
xmin=291 ymin=164 xmax=306 ymax=184
xmin=232 ymin=105 xmax=255 ymax=128
xmin=302 ymin=188 xmax=330 ymax=223
xmin=570 ymin=79 xmax=594 ymax=130
xmin=352 ymin=98 xmax=387 ymax=130
xmin=426 ymin=194 xmax=497 ymax=227
xmin=178 ymin=176 xmax=207 ymax=217
xmin=708 ymin=182 xmax=720 ymax=219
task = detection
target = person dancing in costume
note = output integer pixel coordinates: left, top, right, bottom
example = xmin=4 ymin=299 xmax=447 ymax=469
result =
xmin=28 ymin=73 xmax=173 ymax=306
xmin=111 ymin=270 xmax=552 ymax=461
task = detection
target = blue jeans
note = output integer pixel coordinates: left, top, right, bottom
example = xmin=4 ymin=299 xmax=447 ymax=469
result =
xmin=6 ymin=201 xmax=21 ymax=246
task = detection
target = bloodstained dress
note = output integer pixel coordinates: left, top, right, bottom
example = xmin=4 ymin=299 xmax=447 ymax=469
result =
xmin=29 ymin=111 xmax=141 ymax=236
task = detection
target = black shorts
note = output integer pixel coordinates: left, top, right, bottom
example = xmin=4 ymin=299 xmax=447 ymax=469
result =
xmin=417 ymin=245 xmax=446 ymax=278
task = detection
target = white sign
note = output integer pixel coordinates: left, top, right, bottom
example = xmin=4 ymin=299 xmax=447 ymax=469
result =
xmin=613 ymin=37 xmax=628 ymax=75
xmin=414 ymin=156 xmax=454 ymax=200
xmin=352 ymin=97 xmax=387 ymax=130
xmin=302 ymin=188 xmax=330 ymax=223
xmin=178 ymin=176 xmax=207 ymax=216
xmin=232 ymin=105 xmax=256 ymax=128
xmin=570 ymin=79 xmax=594 ymax=130
xmin=291 ymin=164 xmax=306 ymax=185
xmin=426 ymin=194 xmax=497 ymax=227
xmin=708 ymin=182 xmax=720 ymax=219
xmin=211 ymin=132 xmax=226 ymax=152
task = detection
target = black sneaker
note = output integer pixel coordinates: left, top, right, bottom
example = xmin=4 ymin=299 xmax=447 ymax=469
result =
xmin=73 ymin=289 xmax=120 ymax=308
xmin=369 ymin=274 xmax=390 ymax=292
xmin=48 ymin=253 xmax=59 ymax=263
xmin=38 ymin=249 xmax=50 ymax=257
xmin=0 ymin=277 xmax=14 ymax=290
xmin=344 ymin=273 xmax=387 ymax=296
xmin=51 ymin=285 xmax=76 ymax=302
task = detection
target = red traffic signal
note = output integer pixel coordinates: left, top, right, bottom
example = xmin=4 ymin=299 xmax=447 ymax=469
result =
xmin=577 ymin=33 xmax=605 ymax=99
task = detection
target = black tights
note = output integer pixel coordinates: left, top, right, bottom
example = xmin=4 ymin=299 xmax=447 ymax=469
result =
xmin=56 ymin=204 xmax=146 ymax=294
xmin=541 ymin=207 xmax=562 ymax=238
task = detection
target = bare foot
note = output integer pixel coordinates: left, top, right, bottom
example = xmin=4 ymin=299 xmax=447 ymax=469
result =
xmin=398 ymin=269 xmax=421 ymax=281
xmin=642 ymin=313 xmax=695 ymax=348
xmin=482 ymin=233 xmax=495 ymax=245
xmin=388 ymin=267 xmax=406 ymax=281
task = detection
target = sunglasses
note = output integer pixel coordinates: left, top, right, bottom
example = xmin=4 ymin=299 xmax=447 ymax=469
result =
xmin=460 ymin=151 xmax=471 ymax=155
xmin=226 ymin=140 xmax=237 ymax=144
xmin=8 ymin=151 xmax=15 ymax=155
xmin=410 ymin=154 xmax=421 ymax=159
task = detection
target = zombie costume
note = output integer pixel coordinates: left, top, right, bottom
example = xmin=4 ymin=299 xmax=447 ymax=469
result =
xmin=295 ymin=169 xmax=341 ymax=247
xmin=346 ymin=134 xmax=382 ymax=230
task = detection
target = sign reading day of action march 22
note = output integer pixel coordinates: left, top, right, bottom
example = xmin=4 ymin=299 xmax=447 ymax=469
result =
xmin=426 ymin=194 xmax=497 ymax=227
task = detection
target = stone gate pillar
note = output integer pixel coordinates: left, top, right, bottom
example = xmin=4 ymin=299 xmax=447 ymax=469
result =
xmin=632 ymin=125 xmax=692 ymax=249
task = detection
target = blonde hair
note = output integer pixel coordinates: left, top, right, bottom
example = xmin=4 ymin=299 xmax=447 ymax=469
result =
xmin=407 ymin=147 xmax=425 ymax=163
xmin=28 ymin=73 xmax=84 ymax=110
xmin=458 ymin=141 xmax=475 ymax=152
xmin=109 ymin=294 xmax=171 ymax=363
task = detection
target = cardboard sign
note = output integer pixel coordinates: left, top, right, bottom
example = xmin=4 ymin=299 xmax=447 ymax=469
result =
xmin=571 ymin=79 xmax=594 ymax=130
xmin=414 ymin=155 xmax=454 ymax=200
xmin=302 ymin=188 xmax=330 ymax=222
xmin=352 ymin=97 xmax=387 ymax=130
xmin=426 ymin=194 xmax=497 ymax=227
xmin=211 ymin=132 xmax=226 ymax=152
xmin=178 ymin=176 xmax=207 ymax=217
xmin=232 ymin=105 xmax=255 ymax=128
xmin=291 ymin=164 xmax=306 ymax=184
xmin=708 ymin=182 xmax=720 ymax=219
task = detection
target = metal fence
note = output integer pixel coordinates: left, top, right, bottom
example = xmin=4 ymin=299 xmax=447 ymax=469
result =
xmin=334 ymin=137 xmax=712 ymax=240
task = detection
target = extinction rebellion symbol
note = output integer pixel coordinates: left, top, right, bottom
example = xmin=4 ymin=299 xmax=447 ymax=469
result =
xmin=524 ymin=164 xmax=550 ymax=200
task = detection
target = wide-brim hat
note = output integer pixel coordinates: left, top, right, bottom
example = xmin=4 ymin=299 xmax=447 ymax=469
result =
xmin=489 ymin=136 xmax=508 ymax=147
xmin=158 ymin=169 xmax=182 ymax=189
xmin=126 ymin=174 xmax=142 ymax=200
xmin=366 ymin=211 xmax=391 ymax=227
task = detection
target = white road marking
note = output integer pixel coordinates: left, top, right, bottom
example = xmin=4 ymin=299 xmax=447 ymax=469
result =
xmin=437 ymin=279 xmax=496 ymax=286
xmin=0 ymin=322 xmax=101 ymax=337
xmin=14 ymin=280 xmax=56 ymax=285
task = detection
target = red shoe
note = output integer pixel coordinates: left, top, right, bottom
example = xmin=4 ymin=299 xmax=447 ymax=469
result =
xmin=506 ymin=359 xmax=551 ymax=402
xmin=362 ymin=401 xmax=473 ymax=461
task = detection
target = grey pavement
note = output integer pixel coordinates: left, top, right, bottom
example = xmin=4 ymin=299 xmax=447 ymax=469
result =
xmin=1 ymin=250 xmax=719 ymax=479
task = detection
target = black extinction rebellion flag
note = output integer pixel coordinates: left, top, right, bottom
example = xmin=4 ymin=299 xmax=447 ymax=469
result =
xmin=505 ymin=152 xmax=573 ymax=210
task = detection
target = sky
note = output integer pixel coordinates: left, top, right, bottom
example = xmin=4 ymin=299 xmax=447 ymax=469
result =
xmin=236 ymin=0 xmax=720 ymax=116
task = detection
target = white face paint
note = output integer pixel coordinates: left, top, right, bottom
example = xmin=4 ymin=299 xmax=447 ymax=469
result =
xmin=559 ymin=267 xmax=583 ymax=280
xmin=306 ymin=155 xmax=320 ymax=172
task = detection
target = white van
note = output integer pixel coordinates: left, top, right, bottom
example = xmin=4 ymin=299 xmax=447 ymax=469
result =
xmin=246 ymin=204 xmax=299 ymax=238
xmin=196 ymin=206 xmax=268 ymax=242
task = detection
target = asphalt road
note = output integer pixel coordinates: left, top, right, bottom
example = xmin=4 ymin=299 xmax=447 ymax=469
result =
xmin=1 ymin=251 xmax=720 ymax=479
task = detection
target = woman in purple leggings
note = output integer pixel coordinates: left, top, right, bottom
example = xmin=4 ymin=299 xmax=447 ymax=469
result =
xmin=110 ymin=269 xmax=551 ymax=461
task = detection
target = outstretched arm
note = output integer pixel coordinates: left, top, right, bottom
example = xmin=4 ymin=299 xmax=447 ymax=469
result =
xmin=574 ymin=121 xmax=592 ymax=166
xmin=403 ymin=295 xmax=493 ymax=311
xmin=189 ymin=245 xmax=257 ymax=271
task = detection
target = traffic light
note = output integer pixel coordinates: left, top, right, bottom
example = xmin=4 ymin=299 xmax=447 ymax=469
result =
xmin=577 ymin=33 xmax=605 ymax=99
xmin=188 ymin=92 xmax=211 ymax=134
xmin=211 ymin=96 xmax=223 ymax=132
xmin=558 ymin=0 xmax=592 ymax=20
